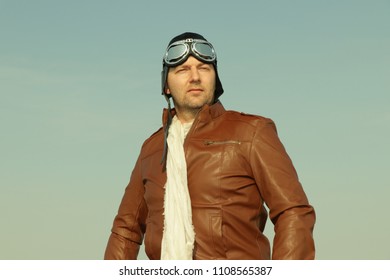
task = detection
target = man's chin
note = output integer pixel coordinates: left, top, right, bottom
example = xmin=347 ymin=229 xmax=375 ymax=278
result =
xmin=188 ymin=97 xmax=213 ymax=107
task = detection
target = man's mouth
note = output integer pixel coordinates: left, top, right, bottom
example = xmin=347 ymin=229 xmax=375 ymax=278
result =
xmin=187 ymin=88 xmax=203 ymax=93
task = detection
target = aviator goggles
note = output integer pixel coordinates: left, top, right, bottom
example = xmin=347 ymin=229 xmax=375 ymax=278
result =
xmin=163 ymin=38 xmax=217 ymax=67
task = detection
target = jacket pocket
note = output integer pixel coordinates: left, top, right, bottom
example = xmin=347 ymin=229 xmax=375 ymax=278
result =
xmin=204 ymin=140 xmax=241 ymax=146
xmin=192 ymin=206 xmax=227 ymax=259
xmin=144 ymin=215 xmax=162 ymax=260
xmin=144 ymin=219 xmax=155 ymax=259
xmin=209 ymin=212 xmax=226 ymax=257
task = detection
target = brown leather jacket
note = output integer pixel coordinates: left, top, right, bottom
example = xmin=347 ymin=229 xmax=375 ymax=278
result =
xmin=104 ymin=101 xmax=315 ymax=260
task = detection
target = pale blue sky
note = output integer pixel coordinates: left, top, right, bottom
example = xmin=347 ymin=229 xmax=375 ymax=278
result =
xmin=0 ymin=0 xmax=389 ymax=259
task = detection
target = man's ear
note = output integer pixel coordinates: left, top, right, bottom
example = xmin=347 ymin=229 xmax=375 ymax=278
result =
xmin=165 ymin=87 xmax=171 ymax=95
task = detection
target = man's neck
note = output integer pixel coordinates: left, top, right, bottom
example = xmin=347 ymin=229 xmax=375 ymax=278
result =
xmin=175 ymin=109 xmax=199 ymax=124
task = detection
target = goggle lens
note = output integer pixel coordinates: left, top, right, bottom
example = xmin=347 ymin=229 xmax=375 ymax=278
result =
xmin=165 ymin=44 xmax=188 ymax=64
xmin=192 ymin=42 xmax=215 ymax=61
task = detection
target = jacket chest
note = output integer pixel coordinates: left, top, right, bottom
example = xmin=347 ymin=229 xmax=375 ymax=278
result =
xmin=142 ymin=139 xmax=259 ymax=207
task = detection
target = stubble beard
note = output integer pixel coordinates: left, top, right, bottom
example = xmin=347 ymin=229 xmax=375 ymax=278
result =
xmin=173 ymin=94 xmax=213 ymax=121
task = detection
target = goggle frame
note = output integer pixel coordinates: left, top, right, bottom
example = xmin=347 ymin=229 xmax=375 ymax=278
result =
xmin=163 ymin=38 xmax=217 ymax=67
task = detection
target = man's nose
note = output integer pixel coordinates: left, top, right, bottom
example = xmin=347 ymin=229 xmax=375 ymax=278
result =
xmin=189 ymin=68 xmax=200 ymax=82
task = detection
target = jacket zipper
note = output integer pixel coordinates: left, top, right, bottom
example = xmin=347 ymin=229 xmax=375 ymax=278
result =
xmin=204 ymin=140 xmax=241 ymax=145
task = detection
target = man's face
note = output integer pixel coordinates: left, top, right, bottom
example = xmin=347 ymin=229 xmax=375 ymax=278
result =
xmin=166 ymin=56 xmax=216 ymax=119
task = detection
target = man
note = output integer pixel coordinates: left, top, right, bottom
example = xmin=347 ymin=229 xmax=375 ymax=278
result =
xmin=104 ymin=32 xmax=315 ymax=260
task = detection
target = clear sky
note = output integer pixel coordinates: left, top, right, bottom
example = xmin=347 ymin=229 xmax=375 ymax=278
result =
xmin=0 ymin=0 xmax=389 ymax=260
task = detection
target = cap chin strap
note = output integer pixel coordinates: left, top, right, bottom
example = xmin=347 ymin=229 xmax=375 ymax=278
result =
xmin=161 ymin=94 xmax=173 ymax=168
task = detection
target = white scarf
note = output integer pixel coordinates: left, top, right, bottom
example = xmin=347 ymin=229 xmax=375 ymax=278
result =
xmin=161 ymin=116 xmax=195 ymax=260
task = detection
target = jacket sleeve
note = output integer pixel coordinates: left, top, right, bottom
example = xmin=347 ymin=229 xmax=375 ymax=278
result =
xmin=104 ymin=154 xmax=148 ymax=260
xmin=250 ymin=119 xmax=316 ymax=259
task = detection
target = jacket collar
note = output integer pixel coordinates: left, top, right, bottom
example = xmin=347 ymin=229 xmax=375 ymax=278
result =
xmin=162 ymin=100 xmax=226 ymax=126
xmin=160 ymin=101 xmax=226 ymax=169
